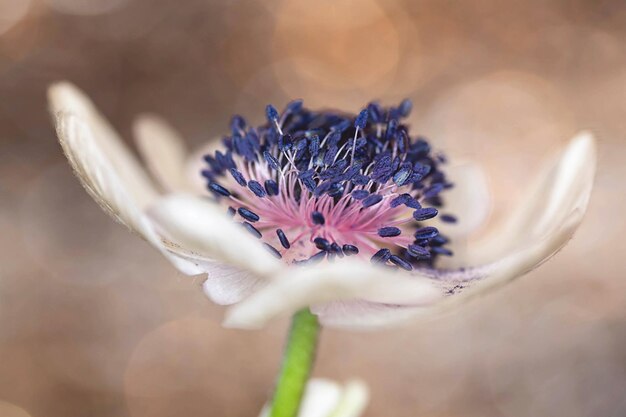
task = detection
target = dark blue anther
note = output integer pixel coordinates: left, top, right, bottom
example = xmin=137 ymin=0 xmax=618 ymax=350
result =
xmin=393 ymin=163 xmax=413 ymax=186
xmin=371 ymin=154 xmax=393 ymax=182
xmin=323 ymin=145 xmax=338 ymax=166
xmin=342 ymin=244 xmax=359 ymax=255
xmin=263 ymin=151 xmax=280 ymax=171
xmin=378 ymin=226 xmax=401 ymax=237
xmin=413 ymin=207 xmax=438 ymax=221
xmin=371 ymin=248 xmax=391 ymax=264
xmin=385 ymin=119 xmax=397 ymax=140
xmin=390 ymin=193 xmax=411 ymax=208
xmin=313 ymin=237 xmax=330 ymax=250
xmin=355 ymin=108 xmax=369 ymax=129
xmin=440 ymin=214 xmax=457 ymax=223
xmin=352 ymin=174 xmax=370 ymax=186
xmin=398 ymin=99 xmax=413 ymax=118
xmin=309 ymin=135 xmax=320 ymax=156
xmin=263 ymin=243 xmax=282 ymax=259
xmin=242 ymin=221 xmax=262 ymax=238
xmin=367 ymin=102 xmax=383 ymax=123
xmin=362 ymin=194 xmax=383 ymax=208
xmin=311 ymin=211 xmax=325 ymax=225
xmin=265 ymin=179 xmax=279 ymax=196
xmin=278 ymin=134 xmax=293 ymax=151
xmin=229 ymin=168 xmax=247 ymax=186
xmin=238 ymin=207 xmax=260 ymax=222
xmin=407 ymin=244 xmax=430 ymax=258
xmin=208 ymin=182 xmax=231 ymax=197
xmin=276 ymin=229 xmax=290 ymax=249
xmin=285 ymin=99 xmax=303 ymax=114
xmin=414 ymin=227 xmax=439 ymax=240
xmin=405 ymin=198 xmax=422 ymax=209
xmin=341 ymin=165 xmax=361 ymax=181
xmin=331 ymin=120 xmax=350 ymax=132
xmin=423 ymin=183 xmax=444 ymax=199
xmin=201 ymin=169 xmax=213 ymax=180
xmin=351 ymin=190 xmax=369 ymax=200
xmin=314 ymin=181 xmax=332 ymax=197
xmin=230 ymin=115 xmax=246 ymax=134
xmin=327 ymin=182 xmax=344 ymax=197
xmin=306 ymin=251 xmax=327 ymax=264
xmin=226 ymin=207 xmax=236 ymax=217
xmin=390 ymin=255 xmax=413 ymax=271
xmin=432 ymin=247 xmax=453 ymax=256
xmin=266 ymin=104 xmax=279 ymax=121
xmin=248 ymin=180 xmax=266 ymax=197
xmin=330 ymin=242 xmax=343 ymax=257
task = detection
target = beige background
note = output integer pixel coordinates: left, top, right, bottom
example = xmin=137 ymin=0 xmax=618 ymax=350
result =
xmin=1 ymin=0 xmax=625 ymax=416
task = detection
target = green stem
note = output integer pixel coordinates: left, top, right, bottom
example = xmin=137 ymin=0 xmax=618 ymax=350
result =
xmin=268 ymin=308 xmax=321 ymax=417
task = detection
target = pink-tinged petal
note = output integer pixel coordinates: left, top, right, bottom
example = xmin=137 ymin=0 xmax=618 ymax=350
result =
xmin=223 ymin=259 xmax=442 ymax=329
xmin=133 ymin=114 xmax=194 ymax=193
xmin=258 ymin=378 xmax=369 ymax=417
xmin=48 ymin=82 xmax=158 ymax=211
xmin=148 ymin=194 xmax=283 ymax=278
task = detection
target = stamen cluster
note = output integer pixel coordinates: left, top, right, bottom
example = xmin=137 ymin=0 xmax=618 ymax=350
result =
xmin=201 ymin=99 xmax=455 ymax=270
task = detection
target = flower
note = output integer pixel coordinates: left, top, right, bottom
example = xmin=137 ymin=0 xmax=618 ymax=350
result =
xmin=259 ymin=378 xmax=368 ymax=417
xmin=48 ymin=82 xmax=596 ymax=330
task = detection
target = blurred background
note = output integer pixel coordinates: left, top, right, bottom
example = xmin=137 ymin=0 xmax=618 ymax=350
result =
xmin=1 ymin=0 xmax=625 ymax=416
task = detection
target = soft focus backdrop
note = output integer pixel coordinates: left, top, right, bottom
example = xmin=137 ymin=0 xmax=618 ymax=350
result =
xmin=1 ymin=1 xmax=625 ymax=416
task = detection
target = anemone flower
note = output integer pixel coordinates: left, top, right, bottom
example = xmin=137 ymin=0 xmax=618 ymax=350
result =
xmin=48 ymin=82 xmax=596 ymax=417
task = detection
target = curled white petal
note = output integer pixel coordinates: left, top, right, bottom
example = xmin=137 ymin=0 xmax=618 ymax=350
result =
xmin=133 ymin=114 xmax=193 ymax=192
xmin=223 ymin=259 xmax=442 ymax=329
xmin=48 ymin=82 xmax=219 ymax=277
xmin=469 ymin=131 xmax=597 ymax=264
xmin=49 ymin=110 xmax=204 ymax=275
xmin=148 ymin=194 xmax=283 ymax=278
xmin=48 ymin=82 xmax=158 ymax=211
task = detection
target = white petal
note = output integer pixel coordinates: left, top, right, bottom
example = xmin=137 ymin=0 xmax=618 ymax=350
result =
xmin=148 ymin=194 xmax=283 ymax=278
xmin=328 ymin=380 xmax=369 ymax=417
xmin=146 ymin=242 xmax=267 ymax=304
xmin=48 ymin=83 xmax=221 ymax=277
xmin=133 ymin=114 xmax=194 ymax=192
xmin=468 ymin=131 xmax=597 ymax=264
xmin=48 ymin=82 xmax=158 ymax=212
xmin=258 ymin=378 xmax=369 ymax=417
xmin=223 ymin=259 xmax=442 ymax=329
xmin=50 ymin=110 xmax=205 ymax=276
xmin=312 ymin=300 xmax=418 ymax=330
xmin=200 ymin=262 xmax=266 ymax=305
xmin=314 ymin=204 xmax=587 ymax=329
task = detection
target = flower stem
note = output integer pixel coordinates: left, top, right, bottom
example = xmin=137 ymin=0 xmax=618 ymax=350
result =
xmin=268 ymin=308 xmax=321 ymax=417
